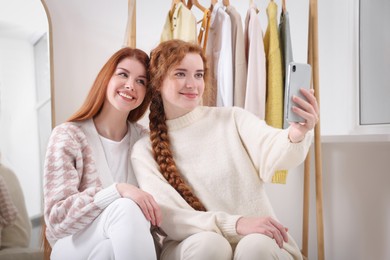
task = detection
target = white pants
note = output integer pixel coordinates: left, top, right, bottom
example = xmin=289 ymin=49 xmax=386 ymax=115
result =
xmin=161 ymin=232 xmax=293 ymax=260
xmin=51 ymin=198 xmax=157 ymax=260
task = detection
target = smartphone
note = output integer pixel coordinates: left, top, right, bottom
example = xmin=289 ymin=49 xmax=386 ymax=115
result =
xmin=285 ymin=62 xmax=312 ymax=123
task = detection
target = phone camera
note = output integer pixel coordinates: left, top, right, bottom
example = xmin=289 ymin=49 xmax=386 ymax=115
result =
xmin=292 ymin=65 xmax=296 ymax=72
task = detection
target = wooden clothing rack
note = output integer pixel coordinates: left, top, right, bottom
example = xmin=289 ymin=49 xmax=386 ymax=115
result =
xmin=127 ymin=0 xmax=324 ymax=258
xmin=302 ymin=0 xmax=324 ymax=259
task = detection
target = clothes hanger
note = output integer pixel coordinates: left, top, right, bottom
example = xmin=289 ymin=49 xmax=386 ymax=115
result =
xmin=170 ymin=0 xmax=185 ymax=15
xmin=282 ymin=0 xmax=287 ymax=13
xmin=249 ymin=0 xmax=259 ymax=13
xmin=187 ymin=0 xmax=206 ymax=12
xmin=211 ymin=0 xmax=218 ymax=6
xmin=223 ymin=0 xmax=230 ymax=7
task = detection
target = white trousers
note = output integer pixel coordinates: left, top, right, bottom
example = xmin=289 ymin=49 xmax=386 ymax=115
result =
xmin=51 ymin=198 xmax=157 ymax=260
xmin=160 ymin=232 xmax=293 ymax=260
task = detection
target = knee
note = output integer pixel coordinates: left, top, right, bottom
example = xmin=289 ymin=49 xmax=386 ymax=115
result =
xmin=185 ymin=232 xmax=232 ymax=260
xmin=235 ymin=234 xmax=280 ymax=259
xmin=105 ymin=198 xmax=150 ymax=227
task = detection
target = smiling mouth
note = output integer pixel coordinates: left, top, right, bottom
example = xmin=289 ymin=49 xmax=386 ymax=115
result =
xmin=119 ymin=92 xmax=135 ymax=100
xmin=181 ymin=93 xmax=198 ymax=98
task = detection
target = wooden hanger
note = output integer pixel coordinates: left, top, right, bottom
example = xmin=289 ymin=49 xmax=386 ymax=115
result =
xmin=187 ymin=0 xmax=206 ymax=12
xmin=223 ymin=0 xmax=230 ymax=7
xmin=211 ymin=0 xmax=218 ymax=6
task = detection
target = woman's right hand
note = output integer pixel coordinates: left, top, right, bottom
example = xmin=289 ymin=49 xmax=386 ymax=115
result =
xmin=116 ymin=183 xmax=162 ymax=227
xmin=236 ymin=216 xmax=288 ymax=248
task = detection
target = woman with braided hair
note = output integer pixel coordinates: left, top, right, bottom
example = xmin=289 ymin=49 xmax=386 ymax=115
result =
xmin=131 ymin=39 xmax=319 ymax=260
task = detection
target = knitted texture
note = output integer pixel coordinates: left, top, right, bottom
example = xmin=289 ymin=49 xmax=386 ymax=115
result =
xmin=43 ymin=123 xmax=104 ymax=246
xmin=0 ymin=175 xmax=18 ymax=228
xmin=132 ymin=106 xmax=312 ymax=258
xmin=264 ymin=1 xmax=284 ymax=128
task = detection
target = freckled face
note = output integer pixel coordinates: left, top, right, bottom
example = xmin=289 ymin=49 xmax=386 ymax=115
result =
xmin=105 ymin=57 xmax=147 ymax=115
xmin=160 ymin=53 xmax=205 ymax=120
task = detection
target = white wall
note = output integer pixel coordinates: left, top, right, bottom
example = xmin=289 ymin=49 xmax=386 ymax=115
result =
xmin=44 ymin=0 xmax=390 ymax=259
xmin=0 ymin=39 xmax=42 ymax=217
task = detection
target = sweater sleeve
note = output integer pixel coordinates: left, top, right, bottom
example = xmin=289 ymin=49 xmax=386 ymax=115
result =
xmin=131 ymin=140 xmax=243 ymax=244
xmin=233 ymin=107 xmax=313 ymax=182
xmin=43 ymin=124 xmax=120 ymax=244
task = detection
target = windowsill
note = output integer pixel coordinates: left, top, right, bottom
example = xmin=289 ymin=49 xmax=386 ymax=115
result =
xmin=321 ymin=134 xmax=390 ymax=143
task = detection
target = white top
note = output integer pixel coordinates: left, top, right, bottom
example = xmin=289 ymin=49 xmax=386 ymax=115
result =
xmin=99 ymin=131 xmax=132 ymax=184
xmin=206 ymin=2 xmax=233 ymax=107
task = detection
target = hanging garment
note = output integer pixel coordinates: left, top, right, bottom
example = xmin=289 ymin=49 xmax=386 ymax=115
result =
xmin=204 ymin=2 xmax=233 ymax=107
xmin=264 ymin=1 xmax=284 ymax=129
xmin=279 ymin=11 xmax=294 ymax=129
xmin=226 ymin=5 xmax=247 ymax=108
xmin=198 ymin=8 xmax=211 ymax=51
xmin=123 ymin=0 xmax=136 ymax=48
xmin=160 ymin=2 xmax=197 ymax=43
xmin=244 ymin=4 xmax=266 ymax=119
xmin=264 ymin=1 xmax=287 ymax=184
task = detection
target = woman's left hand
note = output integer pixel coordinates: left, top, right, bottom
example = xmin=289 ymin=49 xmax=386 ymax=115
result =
xmin=288 ymin=88 xmax=319 ymax=143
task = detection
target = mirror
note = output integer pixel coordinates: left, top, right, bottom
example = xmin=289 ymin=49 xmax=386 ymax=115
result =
xmin=0 ymin=0 xmax=53 ymax=224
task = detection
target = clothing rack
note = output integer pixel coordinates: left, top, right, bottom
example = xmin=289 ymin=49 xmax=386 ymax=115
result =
xmin=302 ymin=0 xmax=324 ymax=259
xmin=126 ymin=0 xmax=324 ymax=258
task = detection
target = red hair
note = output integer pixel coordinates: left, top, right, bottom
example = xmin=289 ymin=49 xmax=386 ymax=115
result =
xmin=149 ymin=40 xmax=210 ymax=211
xmin=43 ymin=47 xmax=151 ymax=259
xmin=68 ymin=47 xmax=151 ymax=122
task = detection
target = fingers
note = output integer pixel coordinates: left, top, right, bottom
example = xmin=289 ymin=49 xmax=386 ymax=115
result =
xmin=236 ymin=216 xmax=289 ymax=248
xmin=269 ymin=218 xmax=289 ymax=243
xmin=138 ymin=199 xmax=154 ymax=225
xmin=291 ymin=88 xmax=319 ymax=129
xmin=301 ymin=88 xmax=320 ymax=120
xmin=261 ymin=217 xmax=288 ymax=248
xmin=139 ymin=195 xmax=162 ymax=227
xmin=148 ymin=197 xmax=162 ymax=226
xmin=117 ymin=184 xmax=162 ymax=226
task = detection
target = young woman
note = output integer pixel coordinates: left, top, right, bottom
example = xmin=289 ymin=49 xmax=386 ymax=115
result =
xmin=43 ymin=47 xmax=161 ymax=260
xmin=131 ymin=39 xmax=319 ymax=260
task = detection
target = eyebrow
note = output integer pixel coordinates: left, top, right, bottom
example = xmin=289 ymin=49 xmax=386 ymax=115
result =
xmin=116 ymin=67 xmax=147 ymax=78
xmin=174 ymin=68 xmax=204 ymax=73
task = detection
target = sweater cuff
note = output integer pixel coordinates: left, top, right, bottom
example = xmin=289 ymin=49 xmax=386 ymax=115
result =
xmin=94 ymin=183 xmax=121 ymax=209
xmin=219 ymin=215 xmax=242 ymax=243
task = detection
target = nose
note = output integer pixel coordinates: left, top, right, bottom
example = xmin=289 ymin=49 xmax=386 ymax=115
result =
xmin=185 ymin=77 xmax=196 ymax=89
xmin=124 ymin=79 xmax=134 ymax=91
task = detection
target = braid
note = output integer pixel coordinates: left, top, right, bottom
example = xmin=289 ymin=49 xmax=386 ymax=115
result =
xmin=149 ymin=92 xmax=206 ymax=211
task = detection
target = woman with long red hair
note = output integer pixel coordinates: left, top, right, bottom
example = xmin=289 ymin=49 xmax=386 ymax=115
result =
xmin=131 ymin=39 xmax=319 ymax=260
xmin=43 ymin=47 xmax=161 ymax=260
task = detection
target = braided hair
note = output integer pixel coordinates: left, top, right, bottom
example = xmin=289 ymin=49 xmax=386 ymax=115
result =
xmin=148 ymin=40 xmax=210 ymax=211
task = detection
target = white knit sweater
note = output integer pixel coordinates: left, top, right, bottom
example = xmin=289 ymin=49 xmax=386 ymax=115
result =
xmin=43 ymin=119 xmax=146 ymax=246
xmin=131 ymin=106 xmax=312 ymax=259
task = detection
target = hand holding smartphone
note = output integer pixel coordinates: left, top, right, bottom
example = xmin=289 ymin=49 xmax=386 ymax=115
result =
xmin=285 ymin=62 xmax=312 ymax=123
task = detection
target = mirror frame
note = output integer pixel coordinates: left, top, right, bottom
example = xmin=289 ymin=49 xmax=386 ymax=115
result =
xmin=41 ymin=0 xmax=56 ymax=128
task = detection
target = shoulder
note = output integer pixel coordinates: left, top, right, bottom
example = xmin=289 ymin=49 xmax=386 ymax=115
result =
xmin=52 ymin=121 xmax=84 ymax=135
xmin=129 ymin=121 xmax=149 ymax=142
xmin=50 ymin=121 xmax=88 ymax=146
xmin=131 ymin=134 xmax=153 ymax=162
